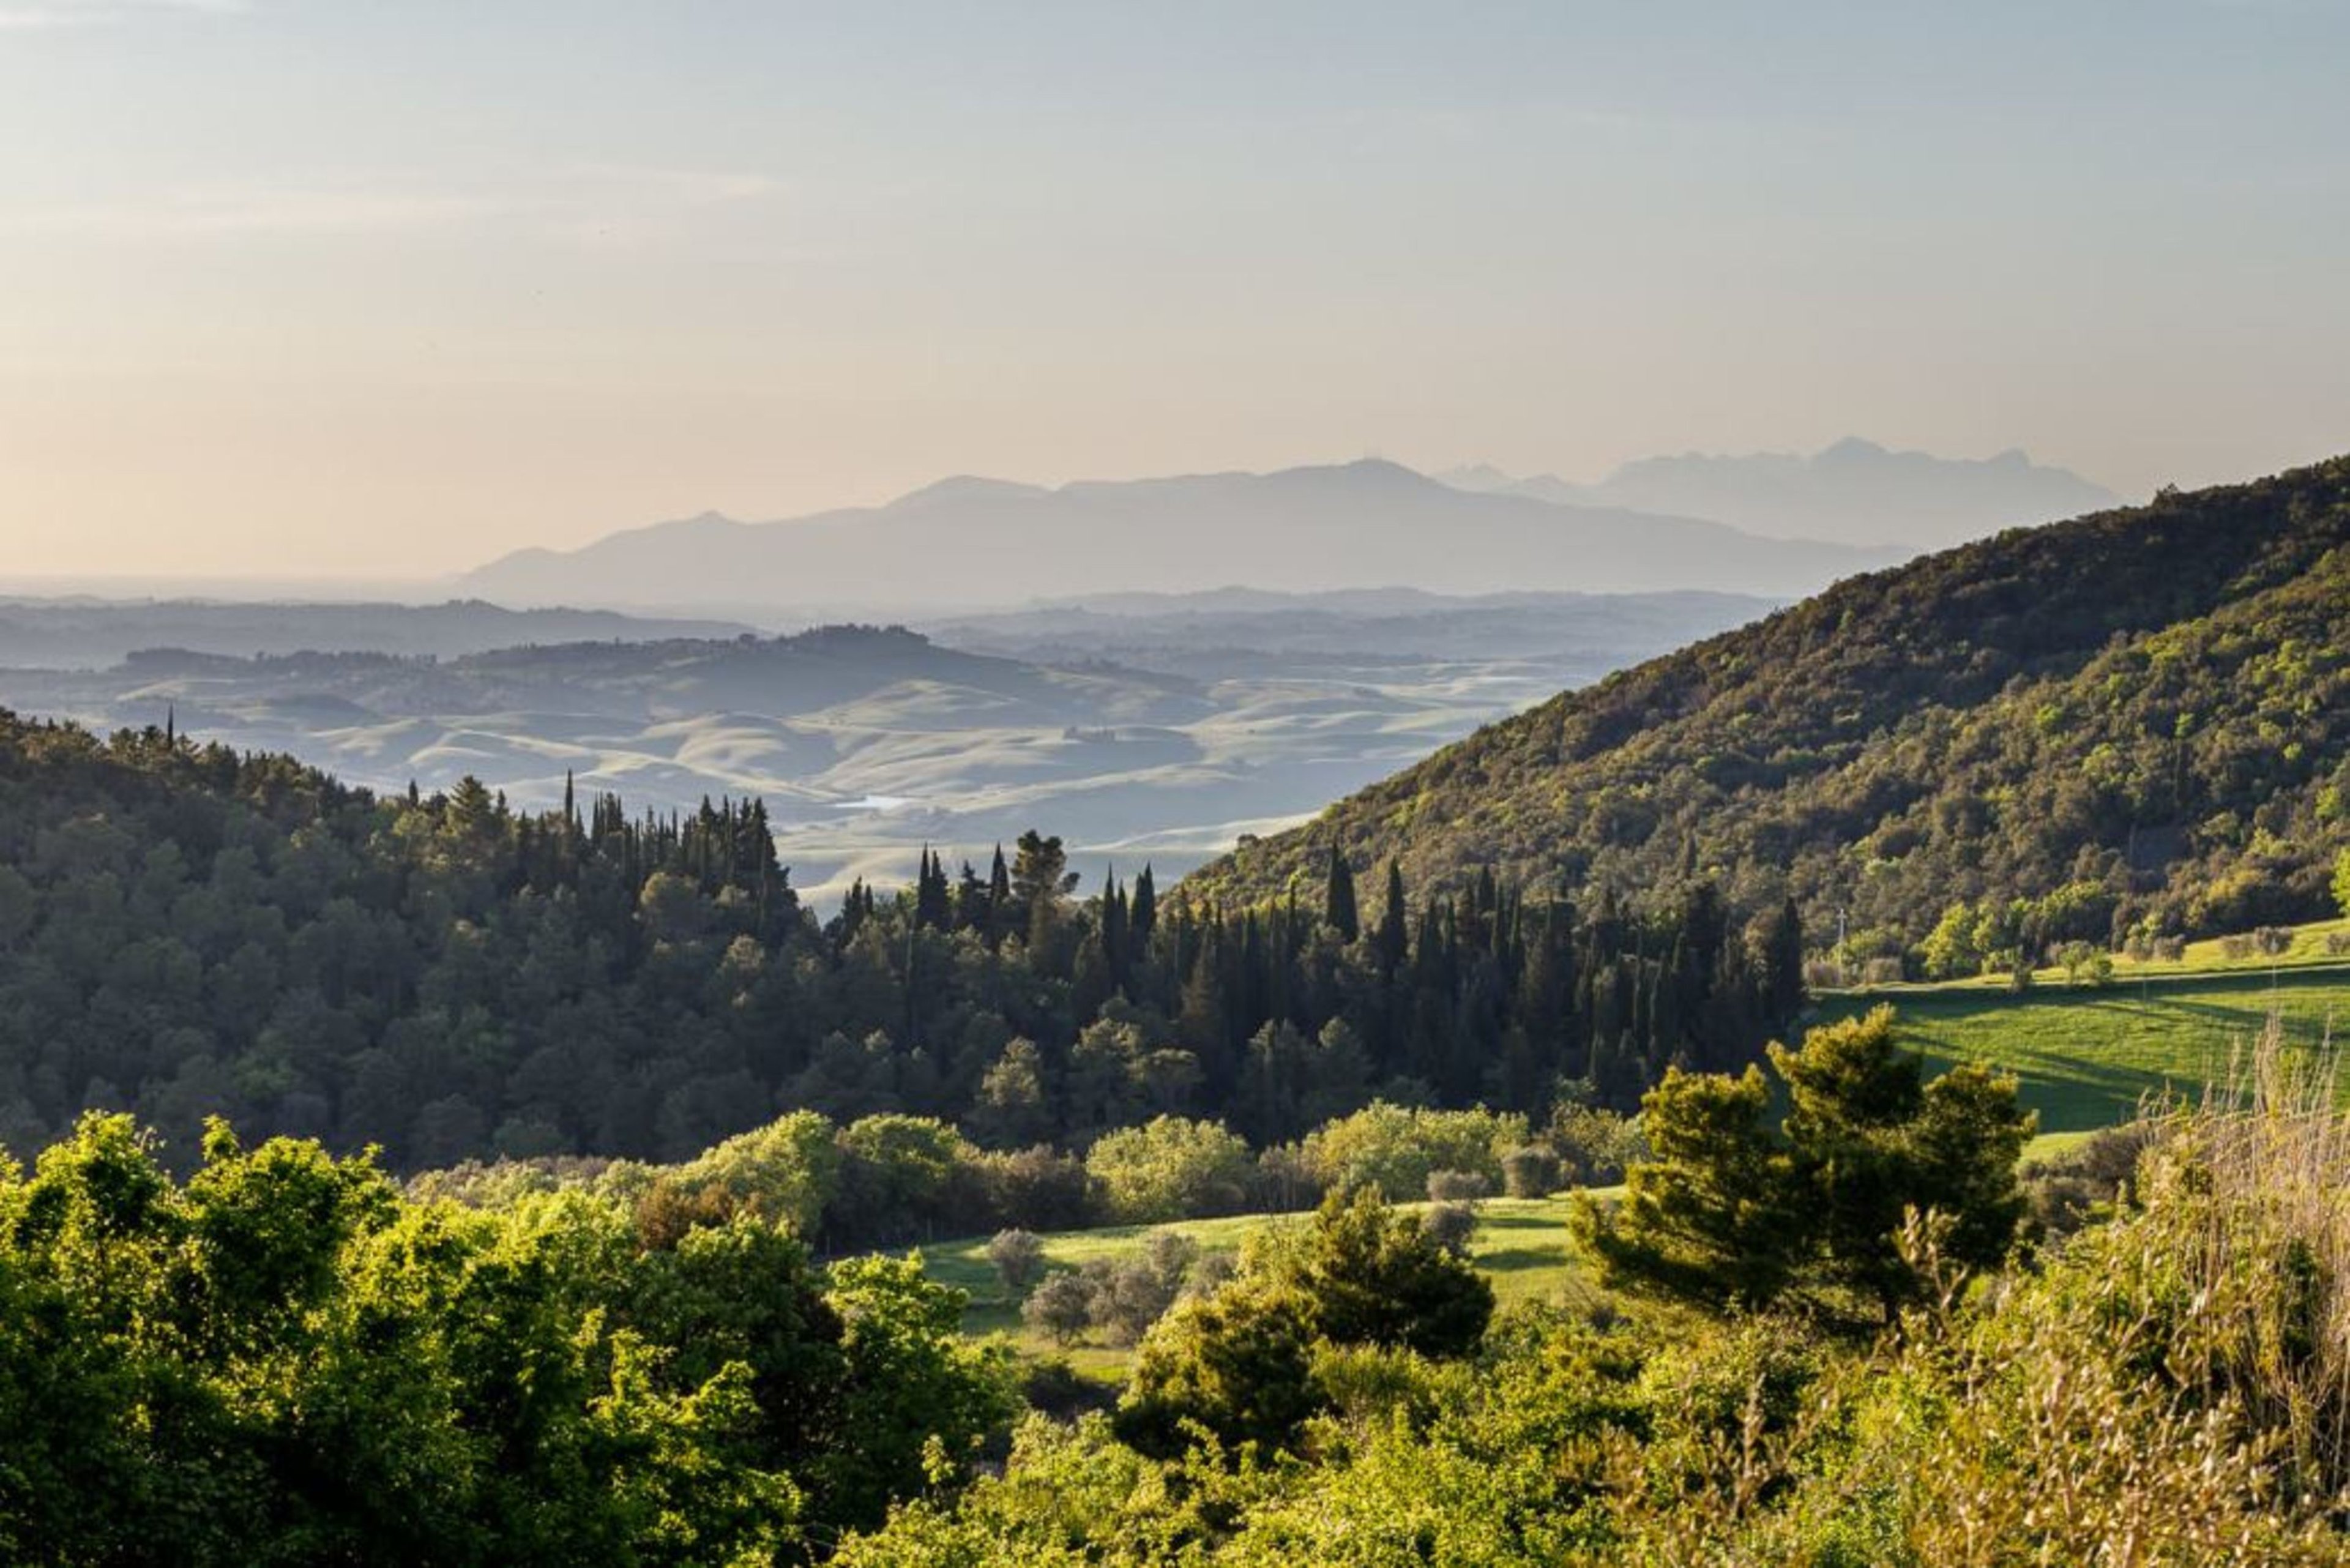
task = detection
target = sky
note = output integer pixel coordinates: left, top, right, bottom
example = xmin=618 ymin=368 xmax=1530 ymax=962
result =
xmin=2 ymin=1 xmax=2346 ymax=579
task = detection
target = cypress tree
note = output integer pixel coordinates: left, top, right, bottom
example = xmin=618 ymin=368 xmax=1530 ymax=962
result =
xmin=1375 ymin=862 xmax=1409 ymax=975
xmin=1323 ymin=844 xmax=1359 ymax=943
xmin=1131 ymin=864 xmax=1158 ymax=947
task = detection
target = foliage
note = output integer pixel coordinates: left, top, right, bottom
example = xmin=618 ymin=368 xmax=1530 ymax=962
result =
xmin=0 ymin=1111 xmax=1011 ymax=1565
xmin=1575 ymin=1007 xmax=2034 ymax=1320
xmin=1267 ymin=1187 xmax=1495 ymax=1357
xmin=0 ymin=712 xmax=1800 ymax=1172
xmin=1084 ymin=1118 xmax=1255 ymax=1224
xmin=1113 ymin=1283 xmax=1322 ymax=1460
xmin=843 ymin=1086 xmax=2350 ymax=1566
xmin=1200 ymin=458 xmax=2350 ymax=955
xmin=1291 ymin=1103 xmax=1528 ymax=1203
xmin=984 ymin=1228 xmax=1045 ymax=1293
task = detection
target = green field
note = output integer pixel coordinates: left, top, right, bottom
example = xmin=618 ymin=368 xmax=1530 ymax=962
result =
xmin=918 ymin=1193 xmax=1600 ymax=1378
xmin=1819 ymin=966 xmax=2350 ymax=1134
xmin=1865 ymin=917 xmax=2350 ymax=995
xmin=916 ymin=950 xmax=2350 ymax=1378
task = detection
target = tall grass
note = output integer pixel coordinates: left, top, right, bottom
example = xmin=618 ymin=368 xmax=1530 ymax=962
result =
xmin=1612 ymin=1018 xmax=2350 ymax=1566
xmin=1868 ymin=1018 xmax=2348 ymax=1564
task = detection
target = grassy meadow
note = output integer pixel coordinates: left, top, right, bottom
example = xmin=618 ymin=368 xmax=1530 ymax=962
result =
xmin=919 ymin=1193 xmax=1602 ymax=1378
xmin=1819 ymin=962 xmax=2350 ymax=1134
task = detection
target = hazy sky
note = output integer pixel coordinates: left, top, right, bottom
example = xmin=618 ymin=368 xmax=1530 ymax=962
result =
xmin=3 ymin=1 xmax=2346 ymax=578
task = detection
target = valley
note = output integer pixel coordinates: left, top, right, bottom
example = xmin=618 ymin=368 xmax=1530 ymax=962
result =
xmin=0 ymin=591 xmax=1772 ymax=902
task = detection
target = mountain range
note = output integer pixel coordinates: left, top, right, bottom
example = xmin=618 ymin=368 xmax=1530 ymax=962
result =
xmin=462 ymin=460 xmax=1903 ymax=611
xmin=1439 ymin=438 xmax=2120 ymax=550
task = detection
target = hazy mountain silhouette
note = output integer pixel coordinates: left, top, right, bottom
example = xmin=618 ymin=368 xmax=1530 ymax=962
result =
xmin=462 ymin=460 xmax=1903 ymax=610
xmin=0 ymin=598 xmax=753 ymax=670
xmin=1439 ymin=438 xmax=2119 ymax=550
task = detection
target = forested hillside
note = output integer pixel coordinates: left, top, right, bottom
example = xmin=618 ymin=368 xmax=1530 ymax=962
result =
xmin=1195 ymin=457 xmax=2350 ymax=958
xmin=0 ymin=712 xmax=1799 ymax=1171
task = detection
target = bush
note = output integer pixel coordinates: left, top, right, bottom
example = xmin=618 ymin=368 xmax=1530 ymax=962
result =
xmin=1272 ymin=1187 xmax=1494 ymax=1357
xmin=1425 ymin=1168 xmax=1490 ymax=1203
xmin=1295 ymin=1103 xmax=1526 ymax=1201
xmin=1422 ymin=1201 xmax=1477 ymax=1256
xmin=1085 ymin=1117 xmax=1254 ymax=1223
xmin=1021 ymin=1272 xmax=1095 ymax=1346
xmin=2021 ymin=1122 xmax=2157 ymax=1239
xmin=2327 ymin=931 xmax=2350 ymax=957
xmin=1113 ymin=1284 xmax=1321 ymax=1460
xmin=1548 ymin=1102 xmax=1645 ymax=1186
xmin=986 ymin=1228 xmax=1045 ymax=1294
xmin=972 ymin=1144 xmax=1092 ymax=1233
xmin=1499 ymin=1144 xmax=1559 ymax=1198
xmin=1080 ymin=1231 xmax=1200 ymax=1346
xmin=2056 ymin=941 xmax=2113 ymax=988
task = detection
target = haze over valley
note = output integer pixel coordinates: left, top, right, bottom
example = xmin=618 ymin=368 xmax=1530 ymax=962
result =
xmin=0 ymin=589 xmax=1774 ymax=902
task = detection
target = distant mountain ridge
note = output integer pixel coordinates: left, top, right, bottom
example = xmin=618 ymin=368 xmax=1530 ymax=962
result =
xmin=463 ymin=460 xmax=1903 ymax=611
xmin=1440 ymin=438 xmax=2120 ymax=549
xmin=0 ymin=598 xmax=753 ymax=670
xmin=1192 ymin=454 xmax=2350 ymax=949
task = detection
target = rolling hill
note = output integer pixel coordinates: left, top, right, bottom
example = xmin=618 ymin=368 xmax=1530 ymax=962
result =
xmin=460 ymin=460 xmax=1903 ymax=610
xmin=1192 ymin=455 xmax=2350 ymax=951
xmin=0 ymin=594 xmax=1771 ymax=903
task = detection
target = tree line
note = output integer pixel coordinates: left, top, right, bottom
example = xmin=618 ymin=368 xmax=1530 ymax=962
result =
xmin=0 ymin=711 xmax=1805 ymax=1172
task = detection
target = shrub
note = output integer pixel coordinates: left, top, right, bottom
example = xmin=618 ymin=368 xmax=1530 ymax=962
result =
xmin=1499 ymin=1144 xmax=1559 ymax=1198
xmin=1085 ymin=1117 xmax=1253 ymax=1224
xmin=1424 ymin=1168 xmax=1490 ymax=1203
xmin=1861 ymin=956 xmax=1906 ymax=986
xmin=1080 ymin=1230 xmax=1199 ymax=1346
xmin=2020 ymin=1122 xmax=2159 ymax=1239
xmin=1548 ymin=1102 xmax=1644 ymax=1186
xmin=1113 ymin=1283 xmax=1320 ymax=1460
xmin=1295 ymin=1103 xmax=1526 ymax=1202
xmin=1422 ymin=1201 xmax=1476 ymax=1257
xmin=1021 ymin=1272 xmax=1095 ymax=1346
xmin=2255 ymin=925 xmax=2296 ymax=957
xmin=986 ymin=1228 xmax=1045 ymax=1294
xmin=1274 ymin=1187 xmax=1494 ymax=1357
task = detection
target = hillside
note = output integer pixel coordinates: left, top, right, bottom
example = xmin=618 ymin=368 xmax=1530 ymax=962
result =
xmin=460 ymin=460 xmax=1902 ymax=610
xmin=1194 ymin=456 xmax=2350 ymax=952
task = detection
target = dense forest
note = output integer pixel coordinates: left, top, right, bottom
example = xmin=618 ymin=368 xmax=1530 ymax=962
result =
xmin=0 ymin=711 xmax=1800 ymax=1171
xmin=1195 ymin=457 xmax=2350 ymax=962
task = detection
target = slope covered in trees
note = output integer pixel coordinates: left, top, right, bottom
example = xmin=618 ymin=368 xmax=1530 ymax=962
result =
xmin=1194 ymin=456 xmax=2350 ymax=960
xmin=0 ymin=711 xmax=1800 ymax=1172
